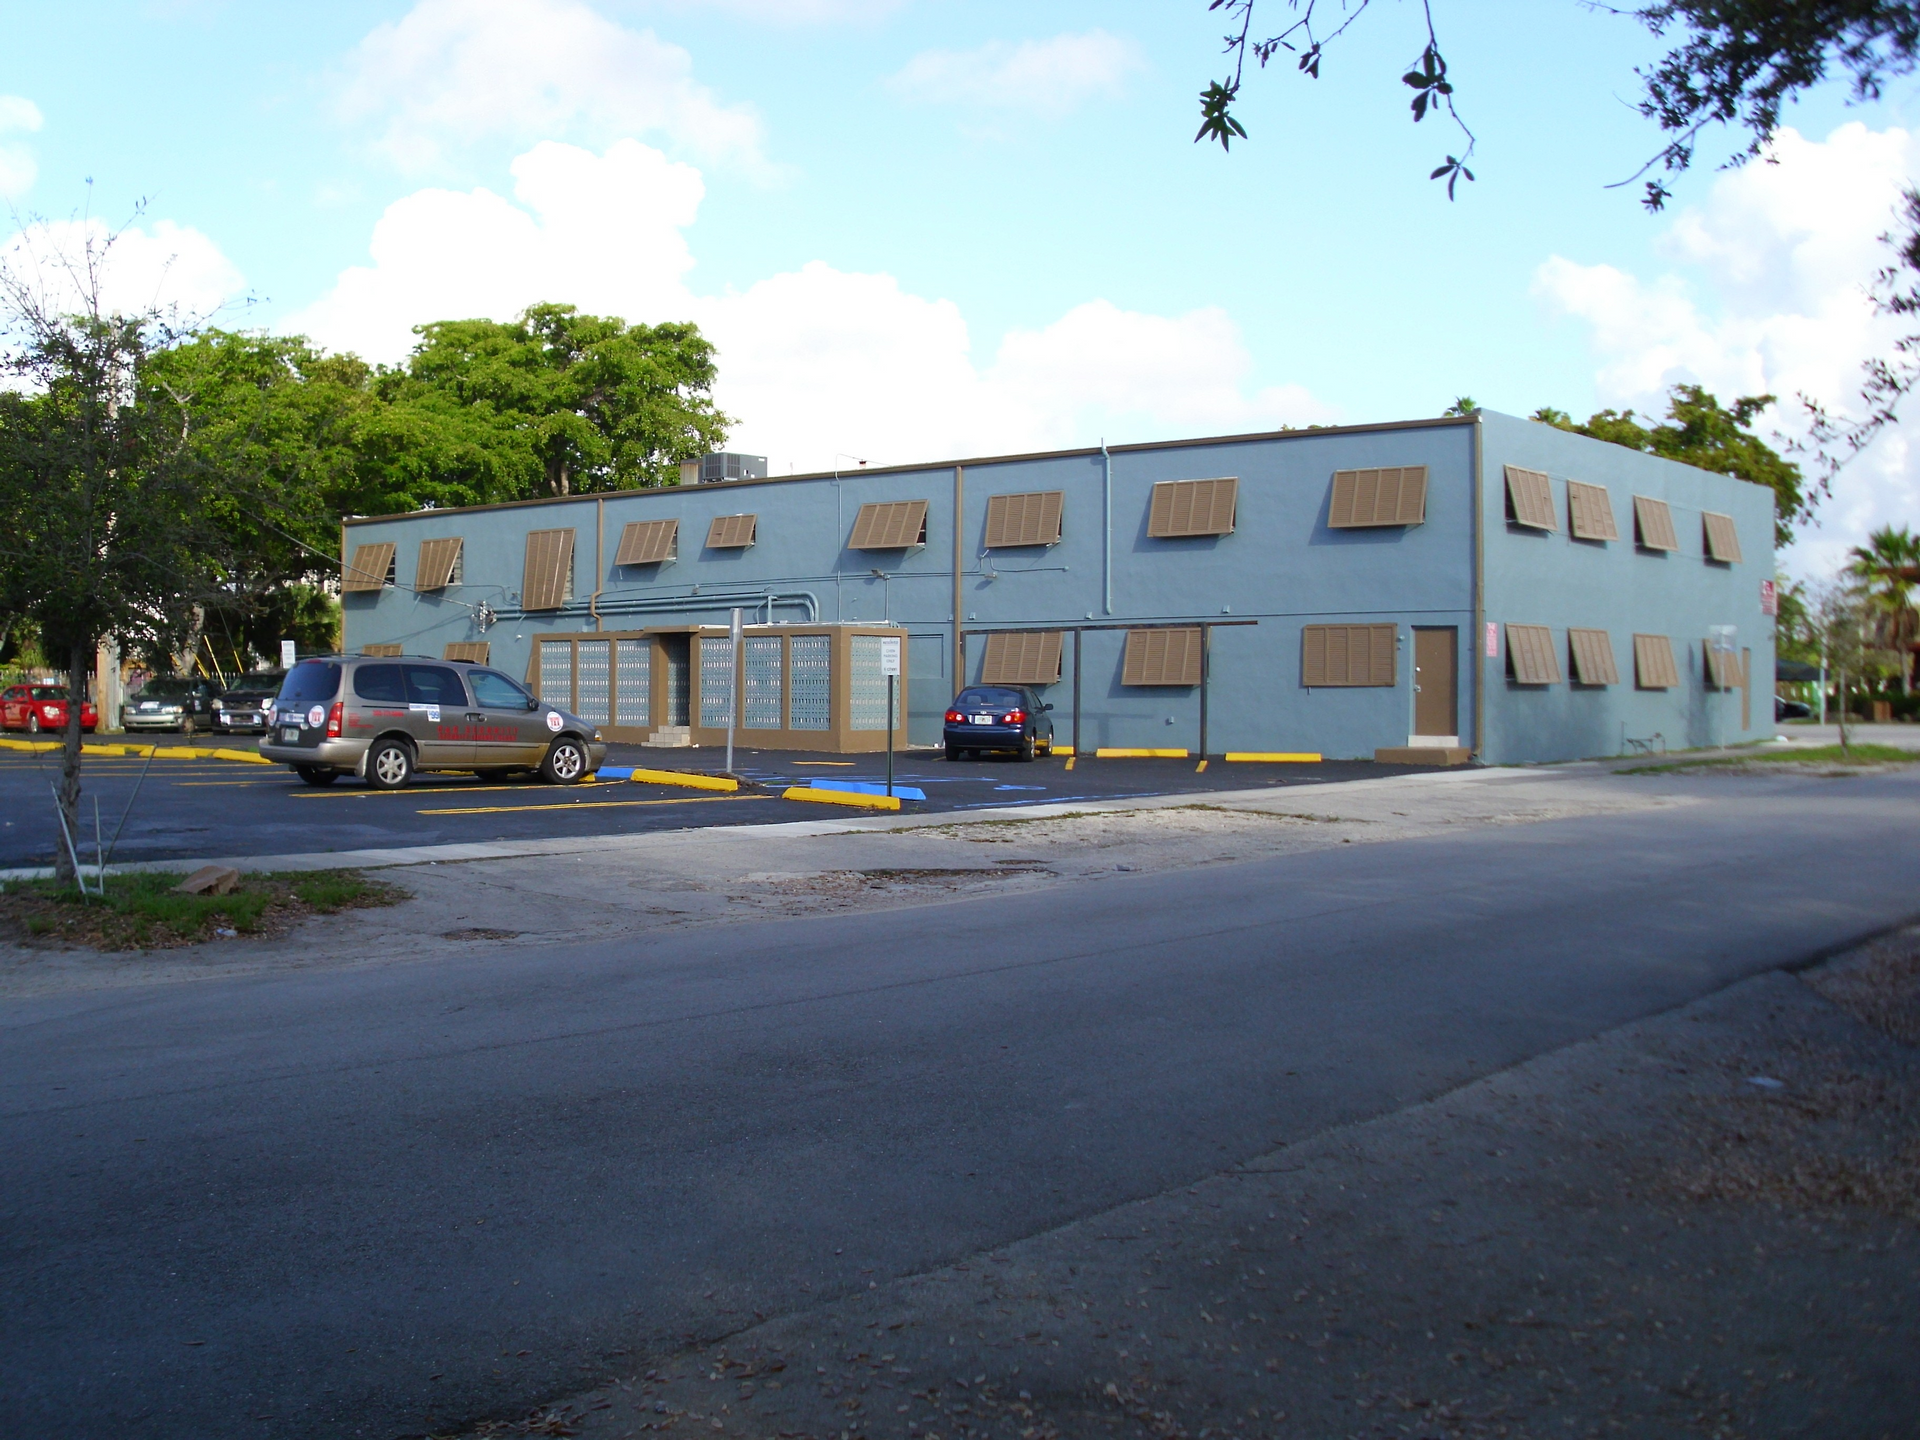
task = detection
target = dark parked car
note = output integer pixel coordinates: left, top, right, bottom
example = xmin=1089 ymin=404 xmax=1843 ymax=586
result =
xmin=943 ymin=684 xmax=1055 ymax=761
xmin=214 ymin=670 xmax=285 ymax=734
xmin=1775 ymin=695 xmax=1812 ymax=721
xmin=122 ymin=676 xmax=221 ymax=733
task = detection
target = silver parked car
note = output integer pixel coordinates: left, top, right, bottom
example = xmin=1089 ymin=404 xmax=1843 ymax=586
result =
xmin=259 ymin=655 xmax=607 ymax=789
xmin=123 ymin=676 xmax=222 ymax=733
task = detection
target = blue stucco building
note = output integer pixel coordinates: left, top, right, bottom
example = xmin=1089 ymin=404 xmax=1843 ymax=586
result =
xmin=337 ymin=410 xmax=1777 ymax=763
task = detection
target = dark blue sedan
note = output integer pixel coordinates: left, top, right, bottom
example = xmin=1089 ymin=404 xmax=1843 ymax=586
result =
xmin=944 ymin=685 xmax=1055 ymax=761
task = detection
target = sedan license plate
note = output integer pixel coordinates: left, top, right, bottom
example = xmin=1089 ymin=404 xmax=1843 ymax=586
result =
xmin=279 ymin=726 xmax=300 ymax=743
xmin=969 ymin=714 xmax=993 ymax=725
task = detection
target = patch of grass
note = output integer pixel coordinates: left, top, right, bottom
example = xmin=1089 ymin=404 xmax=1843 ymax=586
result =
xmin=0 ymin=868 xmax=406 ymax=951
xmin=1620 ymin=743 xmax=1920 ymax=775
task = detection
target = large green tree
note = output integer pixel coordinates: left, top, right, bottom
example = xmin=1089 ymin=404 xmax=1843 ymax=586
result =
xmin=1531 ymin=386 xmax=1807 ymax=546
xmin=368 ymin=303 xmax=730 ymax=509
xmin=0 ymin=230 xmax=238 ymax=884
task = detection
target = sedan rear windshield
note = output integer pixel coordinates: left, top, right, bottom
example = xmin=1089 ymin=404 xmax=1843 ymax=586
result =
xmin=141 ymin=678 xmax=204 ymax=698
xmin=953 ymin=688 xmax=1025 ymax=709
xmin=278 ymin=661 xmax=341 ymax=704
xmin=30 ymin=687 xmax=69 ymax=701
xmin=229 ymin=672 xmax=284 ymax=692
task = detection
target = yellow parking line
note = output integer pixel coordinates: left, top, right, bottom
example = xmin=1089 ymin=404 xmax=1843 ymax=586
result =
xmin=174 ymin=779 xmax=289 ymax=787
xmin=292 ymin=780 xmax=610 ymax=800
xmin=419 ymin=794 xmax=769 ymax=816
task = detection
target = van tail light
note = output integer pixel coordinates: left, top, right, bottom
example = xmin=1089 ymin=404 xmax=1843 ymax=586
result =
xmin=327 ymin=700 xmax=343 ymax=738
xmin=1004 ymin=709 xmax=1026 ymax=724
xmin=944 ymin=710 xmax=963 ymax=723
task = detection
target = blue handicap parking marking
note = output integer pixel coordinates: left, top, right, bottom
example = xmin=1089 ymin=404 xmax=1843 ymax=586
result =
xmin=810 ymin=778 xmax=928 ymax=802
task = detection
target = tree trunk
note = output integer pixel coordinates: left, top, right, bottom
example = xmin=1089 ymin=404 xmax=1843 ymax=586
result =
xmin=1837 ymin=667 xmax=1850 ymax=754
xmin=54 ymin=638 xmax=90 ymax=887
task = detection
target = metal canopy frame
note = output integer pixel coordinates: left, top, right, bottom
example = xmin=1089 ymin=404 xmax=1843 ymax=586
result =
xmin=960 ymin=620 xmax=1258 ymax=768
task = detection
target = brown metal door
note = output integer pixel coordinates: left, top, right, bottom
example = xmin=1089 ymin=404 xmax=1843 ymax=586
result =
xmin=1413 ymin=627 xmax=1457 ymax=737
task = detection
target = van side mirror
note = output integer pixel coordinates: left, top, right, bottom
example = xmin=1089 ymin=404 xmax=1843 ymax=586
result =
xmin=527 ymin=697 xmax=541 ymax=711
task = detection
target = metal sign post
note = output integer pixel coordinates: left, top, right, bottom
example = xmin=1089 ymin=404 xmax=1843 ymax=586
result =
xmin=726 ymin=608 xmax=741 ymax=776
xmin=879 ymin=636 xmax=902 ymax=797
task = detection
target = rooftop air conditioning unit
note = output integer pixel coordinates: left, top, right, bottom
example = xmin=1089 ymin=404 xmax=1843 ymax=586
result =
xmin=679 ymin=452 xmax=769 ymax=486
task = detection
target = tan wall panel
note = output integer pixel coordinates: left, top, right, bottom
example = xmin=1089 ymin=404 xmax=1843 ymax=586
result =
xmin=1146 ymin=478 xmax=1238 ymax=537
xmin=705 ymin=514 xmax=757 ymax=549
xmin=1633 ymin=496 xmax=1679 ymax=551
xmin=616 ymin=518 xmax=678 ymax=565
xmin=1704 ymin=643 xmax=1741 ymax=689
xmin=1328 ymin=467 xmax=1427 ymax=527
xmin=980 ymin=631 xmax=1063 ymax=685
xmin=983 ymin=491 xmax=1064 ymax=548
xmin=1702 ymin=511 xmax=1743 ymax=563
xmin=521 ymin=529 xmax=575 ymax=610
xmin=1633 ymin=633 xmax=1680 ymax=688
xmin=849 ymin=499 xmax=929 ymax=549
xmin=360 ymin=643 xmax=402 ymax=657
xmin=1566 ymin=481 xmax=1619 ymax=541
xmin=1121 ymin=628 xmax=1204 ymax=686
xmin=1505 ymin=623 xmax=1561 ymax=684
xmin=1567 ymin=627 xmax=1619 ymax=685
xmin=1504 ymin=467 xmax=1557 ymax=530
xmin=343 ymin=542 xmax=396 ymax=593
xmin=414 ymin=537 xmax=463 ymax=590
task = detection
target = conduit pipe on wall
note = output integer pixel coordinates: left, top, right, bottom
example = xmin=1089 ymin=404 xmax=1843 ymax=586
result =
xmin=1101 ymin=440 xmax=1113 ymax=615
xmin=496 ymin=590 xmax=821 ymax=626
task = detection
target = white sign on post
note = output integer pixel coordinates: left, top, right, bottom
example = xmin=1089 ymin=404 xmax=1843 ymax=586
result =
xmin=879 ymin=636 xmax=902 ymax=677
xmin=280 ymin=639 xmax=297 ymax=668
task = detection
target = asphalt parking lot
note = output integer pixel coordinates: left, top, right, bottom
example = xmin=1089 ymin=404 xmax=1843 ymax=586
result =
xmin=0 ymin=737 xmax=1450 ymax=869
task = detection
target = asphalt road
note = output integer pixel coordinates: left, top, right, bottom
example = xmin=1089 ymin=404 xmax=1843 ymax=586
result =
xmin=4 ymin=770 xmax=1918 ymax=1439
xmin=0 ymin=740 xmax=1425 ymax=869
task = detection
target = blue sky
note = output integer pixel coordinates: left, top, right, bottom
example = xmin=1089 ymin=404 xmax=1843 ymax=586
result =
xmin=2 ymin=0 xmax=1914 ymax=574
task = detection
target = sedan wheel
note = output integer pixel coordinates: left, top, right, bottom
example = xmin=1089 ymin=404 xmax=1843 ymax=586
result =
xmin=1017 ymin=732 xmax=1037 ymax=762
xmin=542 ymin=736 xmax=588 ymax=784
xmin=366 ymin=738 xmax=414 ymax=790
xmin=26 ymin=713 xmax=39 ymax=734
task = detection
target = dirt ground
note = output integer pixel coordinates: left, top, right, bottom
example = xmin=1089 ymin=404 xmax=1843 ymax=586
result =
xmin=449 ymin=927 xmax=1920 ymax=1440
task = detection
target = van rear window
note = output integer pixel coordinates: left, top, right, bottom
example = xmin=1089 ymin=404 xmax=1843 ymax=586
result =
xmin=278 ymin=661 xmax=341 ymax=704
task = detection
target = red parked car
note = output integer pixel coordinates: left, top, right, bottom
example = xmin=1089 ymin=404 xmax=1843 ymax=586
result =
xmin=1 ymin=684 xmax=99 ymax=734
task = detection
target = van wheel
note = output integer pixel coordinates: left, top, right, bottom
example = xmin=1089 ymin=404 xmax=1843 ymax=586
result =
xmin=366 ymin=738 xmax=413 ymax=790
xmin=294 ymin=765 xmax=340 ymax=787
xmin=542 ymin=736 xmax=588 ymax=784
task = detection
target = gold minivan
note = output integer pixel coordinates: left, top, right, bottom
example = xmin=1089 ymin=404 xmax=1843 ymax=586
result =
xmin=259 ymin=655 xmax=608 ymax=789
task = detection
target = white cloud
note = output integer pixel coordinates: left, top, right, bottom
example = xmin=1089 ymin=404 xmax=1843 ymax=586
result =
xmin=337 ymin=0 xmax=771 ymax=176
xmin=0 ymin=94 xmax=43 ymax=198
xmin=1534 ymin=123 xmax=1920 ymax=576
xmin=287 ymin=138 xmax=1330 ymax=472
xmin=663 ymin=0 xmax=904 ymax=21
xmin=1 ymin=216 xmax=245 ymax=327
xmin=887 ymin=30 xmax=1145 ymax=117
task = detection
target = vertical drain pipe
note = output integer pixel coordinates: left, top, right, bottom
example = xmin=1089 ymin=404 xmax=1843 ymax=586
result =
xmin=1101 ymin=441 xmax=1112 ymax=616
xmin=590 ymin=497 xmax=605 ymax=632
xmin=952 ymin=464 xmax=965 ymax=689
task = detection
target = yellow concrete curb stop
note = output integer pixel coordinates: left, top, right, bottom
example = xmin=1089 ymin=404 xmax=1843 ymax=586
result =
xmin=623 ymin=767 xmax=739 ymax=792
xmin=1094 ymin=748 xmax=1190 ymax=759
xmin=780 ymin=785 xmax=901 ymax=811
xmin=1223 ymin=752 xmax=1323 ymax=763
xmin=0 ymin=737 xmax=271 ymax=764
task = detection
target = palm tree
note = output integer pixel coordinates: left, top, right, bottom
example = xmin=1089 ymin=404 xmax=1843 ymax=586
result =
xmin=1847 ymin=525 xmax=1920 ymax=695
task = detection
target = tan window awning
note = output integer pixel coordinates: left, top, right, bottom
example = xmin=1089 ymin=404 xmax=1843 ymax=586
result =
xmin=1505 ymin=624 xmax=1562 ymax=684
xmin=1146 ymin=478 xmax=1237 ymax=537
xmin=1704 ymin=642 xmax=1743 ymax=689
xmin=1327 ymin=467 xmax=1427 ymax=527
xmin=1633 ymin=633 xmax=1680 ymax=688
xmin=414 ymin=537 xmax=463 ymax=590
xmin=1121 ymin=628 xmax=1204 ymax=686
xmin=980 ymin=631 xmax=1063 ymax=685
xmin=1300 ymin=624 xmax=1396 ymax=686
xmin=359 ymin=643 xmax=402 ymax=657
xmin=521 ymin=529 xmax=575 ymax=611
xmin=1633 ymin=496 xmax=1679 ymax=551
xmin=848 ymin=500 xmax=929 ymax=549
xmin=1702 ymin=511 xmax=1743 ymax=563
xmin=1566 ymin=481 xmax=1618 ymax=541
xmin=342 ymin=542 xmax=396 ymax=593
xmin=1504 ymin=467 xmax=1558 ymax=530
xmin=705 ymin=514 xmax=758 ymax=549
xmin=616 ymin=519 xmax=679 ymax=565
xmin=1567 ymin=627 xmax=1619 ymax=685
xmin=443 ymin=642 xmax=489 ymax=664
xmin=983 ymin=491 xmax=1064 ymax=548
